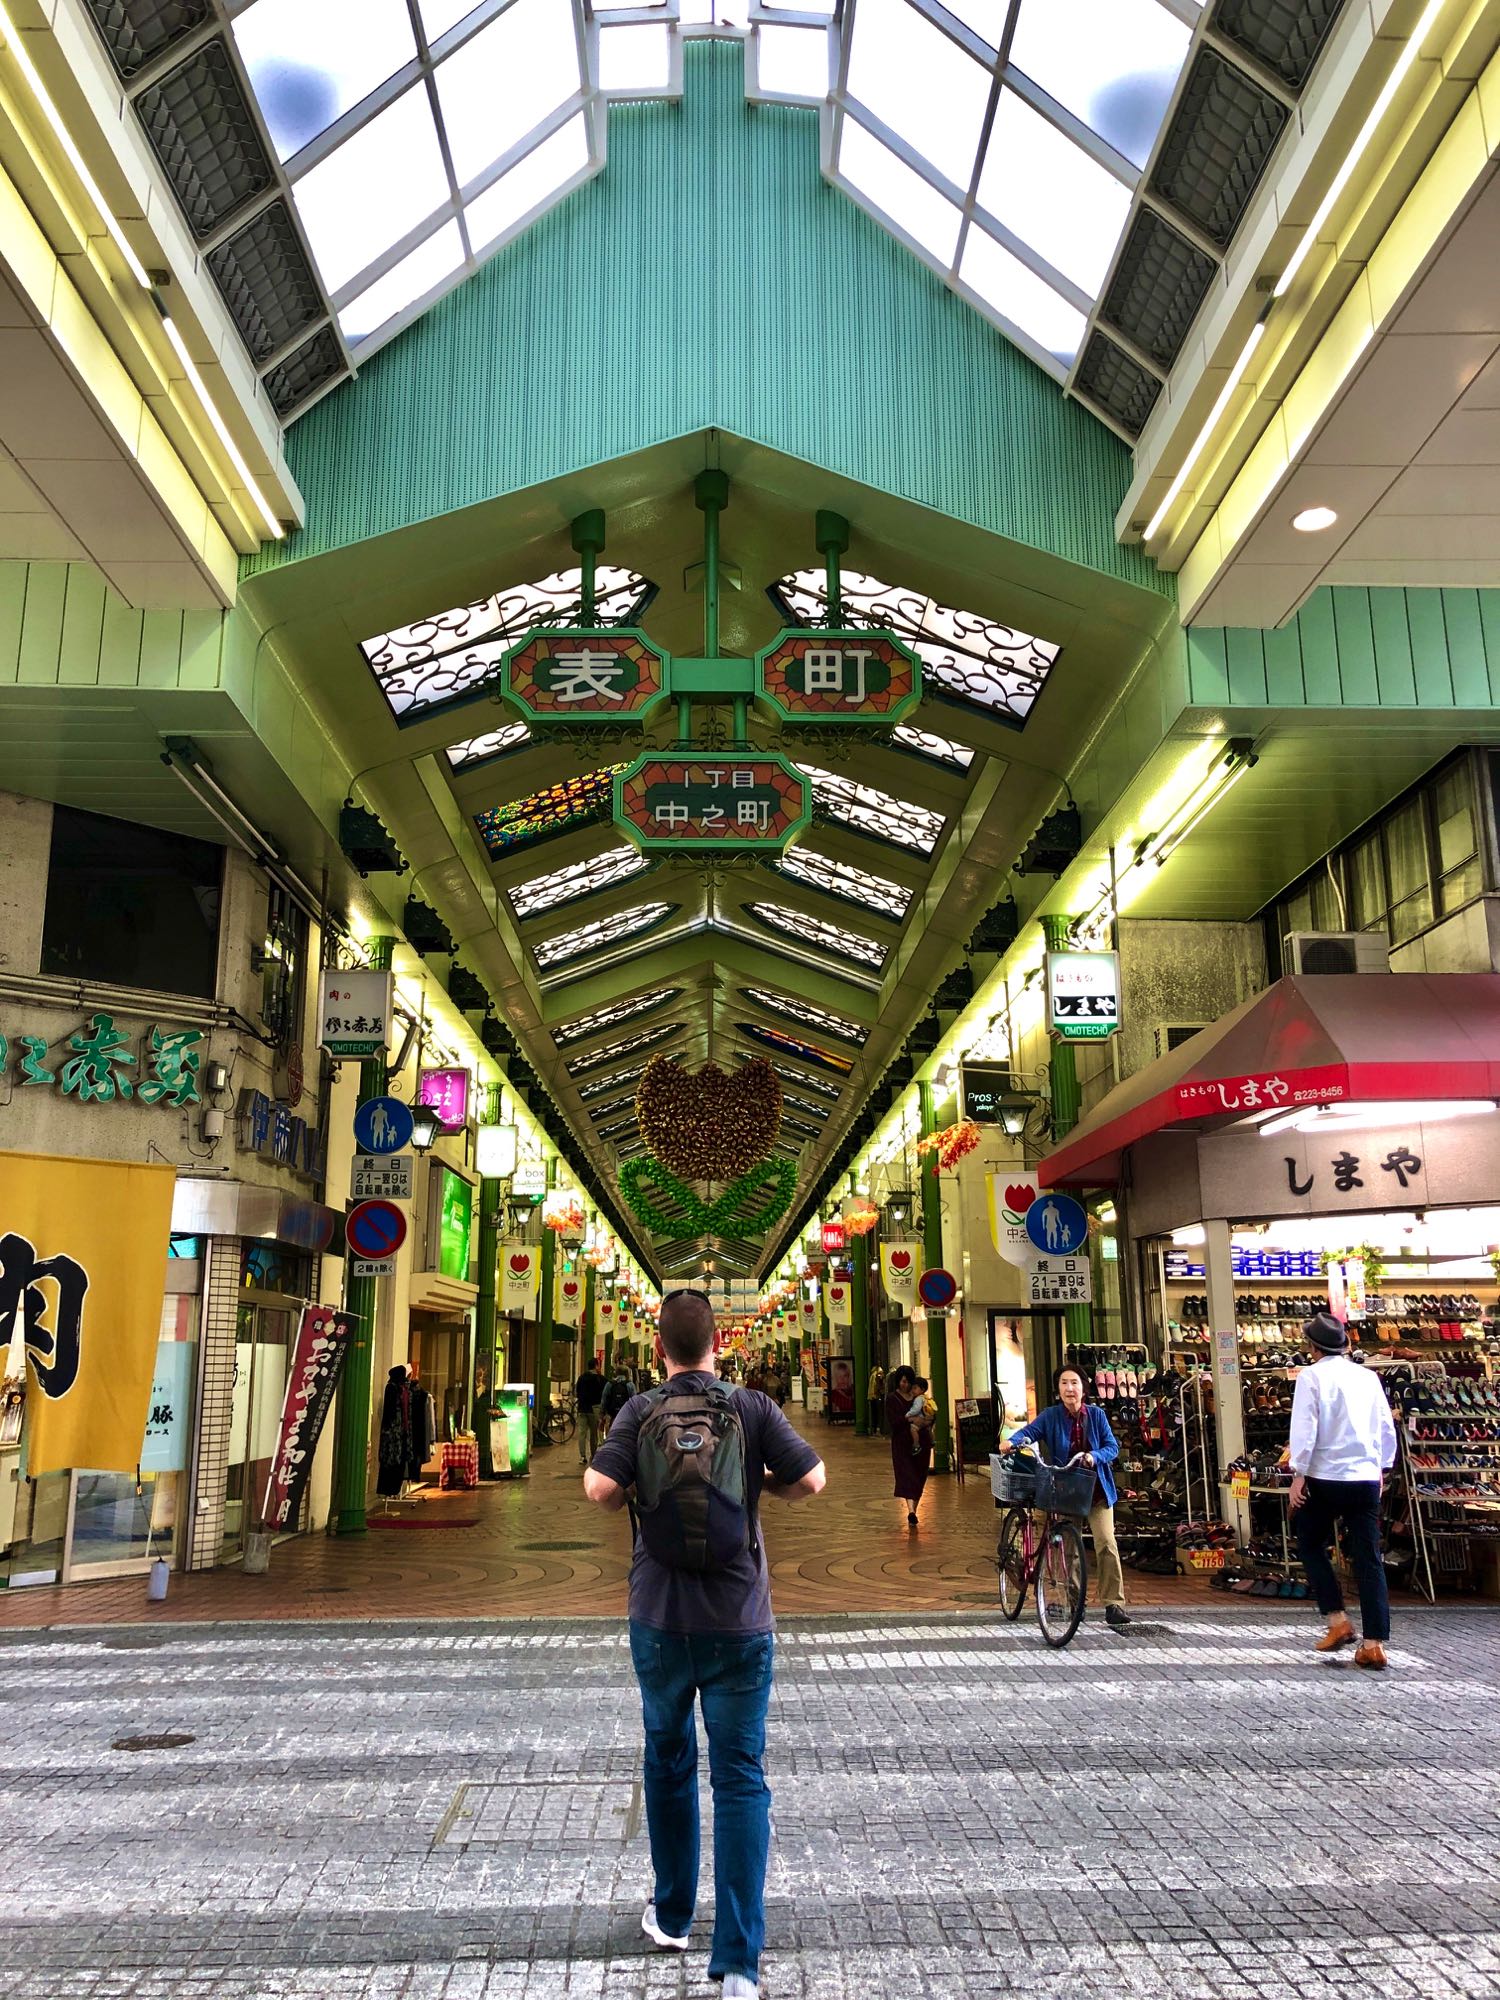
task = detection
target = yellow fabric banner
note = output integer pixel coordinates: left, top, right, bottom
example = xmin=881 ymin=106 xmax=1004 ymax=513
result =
xmin=1 ymin=1151 xmax=176 ymax=1476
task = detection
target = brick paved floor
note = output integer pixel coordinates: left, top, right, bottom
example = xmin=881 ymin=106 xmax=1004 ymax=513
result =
xmin=2 ymin=1606 xmax=1498 ymax=1999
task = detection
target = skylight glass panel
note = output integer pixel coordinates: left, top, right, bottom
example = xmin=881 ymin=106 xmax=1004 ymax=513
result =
xmin=554 ymin=988 xmax=681 ymax=1047
xmin=435 ymin=0 xmax=581 ymax=190
xmin=976 ymin=88 xmax=1132 ymax=296
xmin=837 ymin=118 xmax=962 ymax=264
xmin=744 ymin=987 xmax=867 ymax=1045
xmin=292 ymin=85 xmax=449 ymax=295
xmin=938 ymin=0 xmax=1005 ymax=42
xmin=465 ymin=116 xmax=593 ymax=256
xmin=446 ymin=722 xmax=531 ymax=770
xmin=598 ymin=23 xmax=672 ymax=93
xmin=737 ymin=1022 xmax=854 ymax=1074
xmin=959 ymin=226 xmax=1087 ymax=365
xmin=510 ymin=845 xmax=650 ymax=919
xmin=579 ymin=1063 xmax=649 ymax=1100
xmin=535 ymin=901 xmax=673 ymax=970
xmin=755 ymin=24 xmax=829 ymax=100
xmin=420 ymin=0 xmax=486 ymax=40
xmin=773 ymin=845 xmax=911 ymax=920
xmin=234 ymin=0 xmax=416 ymax=162
xmin=1007 ymin=0 xmax=1191 ymax=170
xmin=739 ymin=1052 xmax=842 ymax=1100
xmin=803 ymin=765 xmax=944 ymax=856
xmin=339 ymin=222 xmax=465 ymax=342
xmin=747 ymin=901 xmax=889 ymax=969
xmin=844 ymin=0 xmax=991 ymax=193
xmin=568 ymin=1023 xmax=680 ymax=1077
xmin=892 ymin=723 xmax=974 ymax=770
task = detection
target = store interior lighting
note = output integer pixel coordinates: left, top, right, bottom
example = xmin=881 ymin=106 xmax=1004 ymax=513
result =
xmin=1257 ymin=1099 xmax=1498 ymax=1138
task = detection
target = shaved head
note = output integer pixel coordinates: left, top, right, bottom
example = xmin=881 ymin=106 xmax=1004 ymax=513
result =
xmin=659 ymin=1289 xmax=716 ymax=1366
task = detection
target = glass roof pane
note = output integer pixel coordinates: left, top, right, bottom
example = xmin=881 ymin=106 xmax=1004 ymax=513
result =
xmin=466 ymin=115 xmax=593 ymax=255
xmin=1007 ymin=0 xmax=1191 ymax=170
xmin=474 ymin=768 xmax=624 ymax=856
xmin=976 ymin=87 xmax=1132 ymax=295
xmin=233 ymin=0 xmax=416 ymax=162
xmin=959 ymin=225 xmax=1087 ymax=364
xmin=803 ymin=764 xmax=944 ymax=856
xmin=755 ymin=23 xmax=829 ymax=100
xmin=510 ymin=845 xmax=650 ymax=919
xmin=844 ymin=0 xmax=991 ymax=193
xmin=535 ymin=901 xmax=674 ymax=970
xmin=554 ymin=988 xmax=682 ymax=1046
xmin=446 ymin=721 xmax=531 ymax=770
xmin=419 ymin=0 xmax=486 ymax=39
xmin=598 ymin=23 xmax=672 ymax=93
xmin=292 ymin=85 xmax=450 ymax=295
xmin=435 ymin=0 xmax=582 ymax=190
xmin=938 ymin=0 xmax=1006 ymax=43
xmin=747 ymin=901 xmax=888 ymax=969
xmin=837 ymin=117 xmax=962 ymax=265
xmin=892 ymin=723 xmax=974 ymax=770
xmin=772 ymin=845 xmax=911 ymax=920
xmin=339 ymin=221 xmax=465 ymax=343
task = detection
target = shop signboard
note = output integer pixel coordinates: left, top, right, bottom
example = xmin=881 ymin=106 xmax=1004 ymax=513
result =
xmin=988 ymin=1175 xmax=1039 ymax=1267
xmin=419 ymin=1066 xmax=472 ymax=1132
xmin=139 ymin=1340 xmax=194 ymax=1475
xmin=1186 ymin=1117 xmax=1474 ymax=1225
xmin=753 ymin=627 xmax=922 ymax=725
xmin=1046 ymin=951 xmax=1120 ymax=1041
xmin=498 ymin=627 xmax=669 ymax=724
xmin=437 ymin=1169 xmax=474 ymax=1282
xmin=1029 ymin=1256 xmax=1092 ymax=1306
xmin=259 ymin=1305 xmax=357 ymax=1531
xmin=1173 ymin=1066 xmax=1346 ymax=1119
xmin=0 ymin=1011 xmax=203 ymax=1105
xmin=613 ymin=752 xmax=812 ymax=853
xmin=352 ymin=1153 xmax=412 ymax=1201
xmin=879 ymin=1242 xmax=917 ymax=1309
xmin=319 ymin=971 xmax=393 ymax=1059
xmin=512 ymin=1159 xmax=548 ymax=1202
xmin=475 ymin=1122 xmax=519 ymax=1179
xmin=1164 ymin=1248 xmax=1325 ymax=1281
xmin=821 ymin=1219 xmax=847 ymax=1254
xmin=960 ymin=1062 xmax=1015 ymax=1125
xmin=239 ymin=1090 xmax=320 ymax=1176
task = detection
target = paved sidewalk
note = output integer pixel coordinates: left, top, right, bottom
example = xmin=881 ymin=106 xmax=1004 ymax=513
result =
xmin=2 ymin=1608 xmax=1497 ymax=1999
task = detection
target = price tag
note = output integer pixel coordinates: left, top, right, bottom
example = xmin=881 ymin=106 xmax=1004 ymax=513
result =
xmin=1187 ymin=1547 xmax=1227 ymax=1571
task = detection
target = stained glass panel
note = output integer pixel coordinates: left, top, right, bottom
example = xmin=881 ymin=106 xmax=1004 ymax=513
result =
xmin=737 ymin=1021 xmax=854 ymax=1075
xmin=534 ymin=901 xmax=675 ymax=970
xmin=743 ymin=987 xmax=867 ymax=1046
xmin=511 ymin=845 xmax=651 ymax=919
xmin=802 ymin=764 xmax=944 ymax=856
xmin=474 ymin=767 xmax=623 ymax=856
xmin=361 ymin=566 xmax=654 ymax=721
xmin=772 ymin=845 xmax=911 ymax=921
xmin=446 ymin=722 xmax=531 ymax=770
xmin=553 ymin=987 xmax=682 ymax=1046
xmin=769 ymin=568 xmax=1059 ymax=724
xmin=745 ymin=901 xmax=888 ymax=969
xmin=567 ymin=1023 xmax=681 ymax=1076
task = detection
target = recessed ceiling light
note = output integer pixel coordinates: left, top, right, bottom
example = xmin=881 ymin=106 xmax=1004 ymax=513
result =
xmin=1291 ymin=505 xmax=1338 ymax=533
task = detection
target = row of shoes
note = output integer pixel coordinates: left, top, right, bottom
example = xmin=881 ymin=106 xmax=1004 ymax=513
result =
xmin=1408 ymin=1420 xmax=1500 ymax=1443
xmin=1211 ymin=1570 xmax=1312 ymax=1599
xmin=1366 ymin=1292 xmax=1484 ymax=1320
xmin=1177 ymin=1520 xmax=1235 ymax=1549
xmin=1397 ymin=1381 xmax=1500 ymax=1415
xmin=1407 ymin=1449 xmax=1500 ymax=1472
xmin=1225 ymin=1452 xmax=1293 ymax=1487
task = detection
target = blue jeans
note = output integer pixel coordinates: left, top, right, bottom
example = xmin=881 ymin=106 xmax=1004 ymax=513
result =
xmin=1295 ymin=1477 xmax=1390 ymax=1642
xmin=628 ymin=1621 xmax=774 ymax=1982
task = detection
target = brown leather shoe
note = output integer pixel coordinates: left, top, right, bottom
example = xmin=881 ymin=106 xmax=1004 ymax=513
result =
xmin=1355 ymin=1641 xmax=1388 ymax=1671
xmin=1314 ymin=1616 xmax=1356 ymax=1652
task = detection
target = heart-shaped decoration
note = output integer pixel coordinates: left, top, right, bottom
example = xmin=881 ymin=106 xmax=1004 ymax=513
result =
xmin=620 ymin=1154 xmax=798 ymax=1238
xmin=889 ymin=1249 xmax=913 ymax=1272
xmin=636 ymin=1056 xmax=782 ymax=1181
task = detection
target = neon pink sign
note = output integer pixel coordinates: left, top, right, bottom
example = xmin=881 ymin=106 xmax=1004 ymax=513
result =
xmin=418 ymin=1066 xmax=471 ymax=1131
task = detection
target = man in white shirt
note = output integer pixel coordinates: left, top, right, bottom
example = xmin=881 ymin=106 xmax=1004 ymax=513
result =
xmin=1288 ymin=1312 xmax=1398 ymax=1670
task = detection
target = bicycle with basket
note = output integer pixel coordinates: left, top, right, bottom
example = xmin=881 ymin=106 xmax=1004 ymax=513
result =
xmin=990 ymin=1445 xmax=1095 ymax=1647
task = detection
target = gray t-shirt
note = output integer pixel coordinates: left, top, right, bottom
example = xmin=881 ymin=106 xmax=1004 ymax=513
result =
xmin=589 ymin=1372 xmax=820 ymax=1634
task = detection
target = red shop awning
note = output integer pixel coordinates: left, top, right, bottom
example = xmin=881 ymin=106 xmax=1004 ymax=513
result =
xmin=1039 ymin=972 xmax=1500 ymax=1188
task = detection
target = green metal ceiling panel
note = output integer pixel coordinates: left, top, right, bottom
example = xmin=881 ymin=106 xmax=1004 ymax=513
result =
xmin=247 ymin=41 xmax=1160 ymax=598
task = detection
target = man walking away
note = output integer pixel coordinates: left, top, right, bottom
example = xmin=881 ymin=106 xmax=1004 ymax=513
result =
xmin=584 ymin=1290 xmax=826 ymax=1999
xmin=1289 ymin=1312 xmax=1398 ymax=1669
xmin=576 ymin=1357 xmax=606 ymax=1464
xmin=601 ymin=1364 xmax=634 ymax=1435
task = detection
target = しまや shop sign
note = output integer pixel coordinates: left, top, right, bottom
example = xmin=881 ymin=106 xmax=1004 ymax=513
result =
xmin=1046 ymin=951 xmax=1121 ymax=1041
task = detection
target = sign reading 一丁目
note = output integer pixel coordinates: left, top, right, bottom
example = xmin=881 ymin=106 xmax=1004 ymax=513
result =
xmin=613 ymin=754 xmax=812 ymax=853
xmin=319 ymin=970 xmax=393 ymax=1059
xmin=1046 ymin=951 xmax=1121 ymax=1041
xmin=754 ymin=629 xmax=922 ymax=725
xmin=499 ymin=628 xmax=669 ymax=724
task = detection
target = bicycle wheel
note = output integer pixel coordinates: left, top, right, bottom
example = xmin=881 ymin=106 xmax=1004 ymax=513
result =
xmin=997 ymin=1508 xmax=1029 ymax=1620
xmin=547 ymin=1405 xmax=577 ymax=1444
xmin=1035 ymin=1517 xmax=1088 ymax=1649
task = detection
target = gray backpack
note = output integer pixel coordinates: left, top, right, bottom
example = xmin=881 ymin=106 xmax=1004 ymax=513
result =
xmin=634 ymin=1378 xmax=752 ymax=1571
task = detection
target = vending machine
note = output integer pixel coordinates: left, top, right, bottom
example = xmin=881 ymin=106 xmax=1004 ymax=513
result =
xmin=491 ymin=1383 xmax=533 ymax=1478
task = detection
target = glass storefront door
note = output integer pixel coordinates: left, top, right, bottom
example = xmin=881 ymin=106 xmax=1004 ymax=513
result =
xmin=221 ymin=1301 xmax=294 ymax=1558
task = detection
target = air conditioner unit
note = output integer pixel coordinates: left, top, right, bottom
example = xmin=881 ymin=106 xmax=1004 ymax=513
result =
xmin=1283 ymin=931 xmax=1390 ymax=976
xmin=1154 ymin=1022 xmax=1209 ymax=1060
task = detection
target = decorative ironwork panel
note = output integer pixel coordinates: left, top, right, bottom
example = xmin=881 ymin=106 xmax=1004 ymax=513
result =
xmin=554 ymin=987 xmax=683 ymax=1047
xmin=533 ymin=901 xmax=675 ymax=971
xmin=567 ymin=1023 xmax=681 ymax=1077
xmin=781 ymin=1113 xmax=823 ymax=1140
xmin=510 ymin=845 xmax=650 ymax=920
xmin=892 ymin=723 xmax=974 ymax=770
xmin=772 ymin=845 xmax=911 ymax=920
xmin=745 ymin=901 xmax=888 ymax=970
xmin=361 ymin=566 xmax=654 ymax=721
xmin=736 ymin=1021 xmax=853 ymax=1075
xmin=802 ymin=764 xmax=944 ymax=856
xmin=768 ymin=568 xmax=1059 ymax=724
xmin=782 ymin=1091 xmax=830 ymax=1122
xmin=579 ymin=1063 xmax=649 ymax=1101
xmin=474 ymin=767 xmax=624 ymax=856
xmin=737 ymin=1051 xmax=843 ymax=1100
xmin=743 ymin=986 xmax=866 ymax=1046
xmin=446 ymin=721 xmax=531 ymax=770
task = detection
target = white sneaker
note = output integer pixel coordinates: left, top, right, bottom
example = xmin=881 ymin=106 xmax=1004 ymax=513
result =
xmin=722 ymin=1978 xmax=759 ymax=1999
xmin=641 ymin=1903 xmax=690 ymax=1951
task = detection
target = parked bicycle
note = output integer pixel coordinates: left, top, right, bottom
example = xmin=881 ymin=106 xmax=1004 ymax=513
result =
xmin=991 ymin=1444 xmax=1093 ymax=1648
xmin=544 ymin=1391 xmax=577 ymax=1445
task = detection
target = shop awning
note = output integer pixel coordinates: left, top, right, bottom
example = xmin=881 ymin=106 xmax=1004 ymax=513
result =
xmin=1039 ymin=973 xmax=1500 ymax=1188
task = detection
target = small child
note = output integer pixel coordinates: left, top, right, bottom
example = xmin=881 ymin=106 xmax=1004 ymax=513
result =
xmin=907 ymin=1376 xmax=935 ymax=1453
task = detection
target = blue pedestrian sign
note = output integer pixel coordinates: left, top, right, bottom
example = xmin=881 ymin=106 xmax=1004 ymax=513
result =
xmin=353 ymin=1096 xmax=413 ymax=1156
xmin=1024 ymin=1191 xmax=1089 ymax=1258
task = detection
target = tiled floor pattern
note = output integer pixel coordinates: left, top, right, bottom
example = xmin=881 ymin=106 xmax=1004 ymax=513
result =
xmin=1 ymin=1608 xmax=1497 ymax=1998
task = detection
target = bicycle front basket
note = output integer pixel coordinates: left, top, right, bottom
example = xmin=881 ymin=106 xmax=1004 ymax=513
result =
xmin=989 ymin=1453 xmax=1039 ymax=1505
xmin=1031 ymin=1460 xmax=1096 ymax=1516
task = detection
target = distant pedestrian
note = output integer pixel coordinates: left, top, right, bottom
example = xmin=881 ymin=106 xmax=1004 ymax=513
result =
xmin=576 ymin=1359 xmax=606 ymax=1463
xmin=1289 ymin=1313 xmax=1398 ymax=1669
xmin=602 ymin=1366 xmax=634 ymax=1434
xmin=585 ymin=1290 xmax=826 ymax=1999
xmin=762 ymin=1362 xmax=784 ymax=1406
xmin=886 ymin=1365 xmax=931 ymax=1528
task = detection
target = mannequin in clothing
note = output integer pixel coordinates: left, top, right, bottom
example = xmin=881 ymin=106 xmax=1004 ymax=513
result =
xmin=405 ymin=1364 xmax=434 ymax=1480
xmin=377 ymin=1366 xmax=413 ymax=1496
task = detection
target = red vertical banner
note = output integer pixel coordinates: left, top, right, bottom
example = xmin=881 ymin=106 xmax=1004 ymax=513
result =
xmin=260 ymin=1305 xmax=357 ymax=1531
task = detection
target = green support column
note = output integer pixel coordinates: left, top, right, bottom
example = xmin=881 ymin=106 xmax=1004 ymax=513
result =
xmin=850 ymin=1178 xmax=872 ymax=1436
xmin=331 ymin=935 xmax=394 ymax=1535
xmin=584 ymin=1263 xmax=597 ymax=1367
xmin=571 ymin=509 xmax=605 ymax=621
xmin=1041 ymin=913 xmax=1091 ymax=1379
xmin=534 ymin=1159 xmax=557 ymax=1439
xmin=918 ymin=1080 xmax=953 ymax=1473
xmin=473 ymin=1083 xmax=502 ymax=1480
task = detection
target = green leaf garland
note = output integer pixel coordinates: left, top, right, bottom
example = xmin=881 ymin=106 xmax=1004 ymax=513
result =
xmin=620 ymin=1154 xmax=798 ymax=1238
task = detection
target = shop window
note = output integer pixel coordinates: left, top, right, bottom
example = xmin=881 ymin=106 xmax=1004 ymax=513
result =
xmin=259 ymin=882 xmax=308 ymax=1047
xmin=1433 ymin=766 xmax=1482 ymax=916
xmin=40 ymin=804 xmax=222 ymax=998
xmin=1345 ymin=834 xmax=1385 ymax=933
xmin=240 ymin=1242 xmax=312 ymax=1297
xmin=1383 ymin=800 xmax=1434 ymax=944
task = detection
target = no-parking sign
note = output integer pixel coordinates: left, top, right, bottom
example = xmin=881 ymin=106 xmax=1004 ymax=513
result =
xmin=346 ymin=1199 xmax=408 ymax=1262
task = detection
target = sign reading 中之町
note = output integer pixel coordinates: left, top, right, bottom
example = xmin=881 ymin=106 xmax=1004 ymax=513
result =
xmin=0 ymin=1013 xmax=203 ymax=1105
xmin=754 ymin=628 xmax=922 ymax=725
xmin=500 ymin=628 xmax=669 ymax=724
xmin=614 ymin=754 xmax=812 ymax=853
xmin=1046 ymin=950 xmax=1121 ymax=1041
xmin=319 ymin=970 xmax=393 ymax=1059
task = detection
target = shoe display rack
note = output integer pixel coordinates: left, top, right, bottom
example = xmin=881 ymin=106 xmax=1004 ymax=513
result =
xmin=1385 ymin=1359 xmax=1500 ymax=1601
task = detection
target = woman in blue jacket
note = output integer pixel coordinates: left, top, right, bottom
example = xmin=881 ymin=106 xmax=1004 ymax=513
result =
xmin=1000 ymin=1364 xmax=1131 ymax=1628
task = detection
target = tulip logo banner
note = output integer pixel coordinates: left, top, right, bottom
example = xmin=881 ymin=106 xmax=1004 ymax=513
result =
xmin=500 ymin=1245 xmax=540 ymax=1312
xmin=823 ymin=1280 xmax=852 ymax=1327
xmin=555 ymin=1273 xmax=584 ymax=1327
xmin=0 ymin=1152 xmax=176 ymax=1476
xmin=879 ymin=1242 xmax=917 ymax=1309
